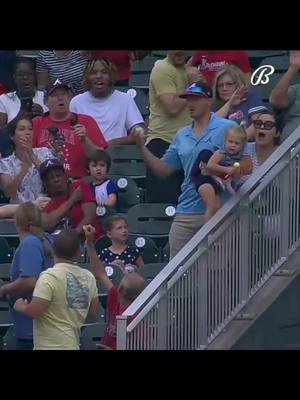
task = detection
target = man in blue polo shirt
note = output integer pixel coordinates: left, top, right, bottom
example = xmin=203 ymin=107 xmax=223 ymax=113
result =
xmin=133 ymin=82 xmax=251 ymax=259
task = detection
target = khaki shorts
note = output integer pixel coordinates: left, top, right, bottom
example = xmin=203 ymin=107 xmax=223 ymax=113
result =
xmin=169 ymin=213 xmax=205 ymax=260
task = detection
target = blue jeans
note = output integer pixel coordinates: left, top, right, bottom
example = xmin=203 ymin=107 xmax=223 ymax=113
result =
xmin=16 ymin=338 xmax=34 ymax=350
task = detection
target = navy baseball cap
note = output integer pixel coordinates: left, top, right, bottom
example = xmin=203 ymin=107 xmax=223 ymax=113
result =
xmin=179 ymin=82 xmax=213 ymax=99
xmin=45 ymin=79 xmax=73 ymax=96
xmin=39 ymin=159 xmax=65 ymax=180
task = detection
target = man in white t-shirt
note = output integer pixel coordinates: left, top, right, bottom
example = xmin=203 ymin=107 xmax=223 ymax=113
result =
xmin=70 ymin=57 xmax=145 ymax=145
xmin=14 ymin=229 xmax=99 ymax=350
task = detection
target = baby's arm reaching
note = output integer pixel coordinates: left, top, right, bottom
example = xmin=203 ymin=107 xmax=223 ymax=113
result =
xmin=206 ymin=150 xmax=232 ymax=177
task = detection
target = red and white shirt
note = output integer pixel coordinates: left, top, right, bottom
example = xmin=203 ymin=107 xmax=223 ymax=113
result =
xmin=190 ymin=50 xmax=252 ymax=86
xmin=32 ymin=113 xmax=107 ymax=179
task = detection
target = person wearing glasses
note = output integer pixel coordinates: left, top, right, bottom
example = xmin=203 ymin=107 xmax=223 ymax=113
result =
xmin=269 ymin=50 xmax=300 ymax=142
xmin=212 ymin=65 xmax=266 ymax=141
xmin=244 ymin=110 xmax=280 ymax=177
xmin=0 ymin=58 xmax=48 ymax=130
xmin=132 ymin=82 xmax=252 ymax=259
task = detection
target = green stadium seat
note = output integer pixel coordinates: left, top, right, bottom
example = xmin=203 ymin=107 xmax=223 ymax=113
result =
xmin=251 ymin=72 xmax=300 ymax=103
xmin=107 ymin=145 xmax=146 ymax=183
xmin=108 ymin=175 xmax=141 ymax=213
xmin=0 ymin=238 xmax=13 ymax=263
xmin=129 ymin=72 xmax=150 ymax=88
xmin=80 ymin=322 xmax=106 ymax=350
xmin=139 ymin=262 xmax=167 ymax=283
xmin=0 ymin=263 xmax=11 ymax=281
xmin=162 ymin=241 xmax=170 ymax=263
xmin=131 ymin=56 xmax=157 ymax=72
xmin=258 ymin=55 xmax=290 ymax=73
xmin=247 ymin=50 xmax=287 ymax=69
xmin=127 ymin=203 xmax=175 ymax=237
xmin=2 ymin=325 xmax=16 ymax=350
xmin=0 ymin=299 xmax=12 ymax=337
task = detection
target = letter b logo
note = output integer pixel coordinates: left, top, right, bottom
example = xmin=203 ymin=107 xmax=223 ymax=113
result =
xmin=251 ymin=65 xmax=275 ymax=86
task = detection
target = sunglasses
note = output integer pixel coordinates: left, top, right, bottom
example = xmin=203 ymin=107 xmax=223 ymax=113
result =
xmin=253 ymin=120 xmax=276 ymax=130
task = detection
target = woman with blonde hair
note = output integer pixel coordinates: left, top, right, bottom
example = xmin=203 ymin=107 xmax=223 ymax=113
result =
xmin=212 ymin=65 xmax=266 ymax=140
xmin=0 ymin=202 xmax=53 ymax=350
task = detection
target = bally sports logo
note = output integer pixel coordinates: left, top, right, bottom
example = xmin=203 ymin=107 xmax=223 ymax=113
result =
xmin=251 ymin=65 xmax=275 ymax=86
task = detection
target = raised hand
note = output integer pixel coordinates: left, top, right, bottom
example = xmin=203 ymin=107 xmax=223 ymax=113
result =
xmin=72 ymin=124 xmax=87 ymax=142
xmin=83 ymin=224 xmax=95 ymax=242
xmin=228 ymin=86 xmax=247 ymax=107
xmin=289 ymin=50 xmax=300 ymax=71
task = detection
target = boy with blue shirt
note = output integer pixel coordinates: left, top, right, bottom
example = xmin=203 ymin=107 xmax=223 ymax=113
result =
xmin=133 ymin=82 xmax=252 ymax=259
xmin=87 ymin=149 xmax=118 ymax=216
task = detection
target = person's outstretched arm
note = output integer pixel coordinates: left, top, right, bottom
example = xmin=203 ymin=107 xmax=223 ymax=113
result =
xmin=270 ymin=50 xmax=300 ymax=109
xmin=83 ymin=225 xmax=113 ymax=293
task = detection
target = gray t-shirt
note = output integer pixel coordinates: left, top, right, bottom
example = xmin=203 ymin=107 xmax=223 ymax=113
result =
xmin=280 ymin=84 xmax=300 ymax=141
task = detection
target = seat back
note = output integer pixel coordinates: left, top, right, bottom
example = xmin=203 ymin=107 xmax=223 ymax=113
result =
xmin=138 ymin=263 xmax=167 ymax=283
xmin=108 ymin=176 xmax=141 ymax=213
xmin=80 ymin=323 xmax=106 ymax=350
xmin=0 ymin=238 xmax=13 ymax=263
xmin=127 ymin=203 xmax=175 ymax=237
xmin=107 ymin=145 xmax=146 ymax=179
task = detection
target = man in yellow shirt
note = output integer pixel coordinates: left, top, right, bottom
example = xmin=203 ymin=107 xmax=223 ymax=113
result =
xmin=146 ymin=50 xmax=192 ymax=204
xmin=14 ymin=229 xmax=99 ymax=350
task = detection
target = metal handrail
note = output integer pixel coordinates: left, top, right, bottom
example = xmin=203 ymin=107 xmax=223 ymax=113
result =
xmin=117 ymin=125 xmax=300 ymax=349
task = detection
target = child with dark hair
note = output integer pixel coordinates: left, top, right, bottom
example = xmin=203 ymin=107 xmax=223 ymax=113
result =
xmin=87 ymin=149 xmax=118 ymax=216
xmin=100 ymin=215 xmax=144 ymax=272
xmin=14 ymin=228 xmax=99 ymax=350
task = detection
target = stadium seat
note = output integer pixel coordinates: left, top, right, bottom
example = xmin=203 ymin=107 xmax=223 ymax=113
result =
xmin=127 ymin=203 xmax=175 ymax=238
xmin=131 ymin=87 xmax=149 ymax=116
xmin=128 ymin=234 xmax=161 ymax=264
xmin=85 ymin=298 xmax=106 ymax=324
xmin=2 ymin=325 xmax=16 ymax=350
xmin=131 ymin=56 xmax=157 ymax=73
xmin=80 ymin=322 xmax=106 ymax=350
xmin=0 ymin=298 xmax=13 ymax=337
xmin=129 ymin=72 xmax=150 ymax=88
xmin=139 ymin=263 xmax=167 ymax=283
xmin=0 ymin=263 xmax=11 ymax=281
xmin=258 ymin=55 xmax=290 ymax=73
xmin=107 ymin=145 xmax=146 ymax=183
xmin=0 ymin=218 xmax=18 ymax=238
xmin=108 ymin=175 xmax=141 ymax=213
xmin=0 ymin=190 xmax=9 ymax=204
xmin=251 ymin=72 xmax=300 ymax=103
xmin=126 ymin=203 xmax=176 ymax=249
xmin=152 ymin=50 xmax=167 ymax=58
xmin=162 ymin=242 xmax=170 ymax=263
xmin=247 ymin=50 xmax=287 ymax=69
xmin=0 ymin=238 xmax=13 ymax=263
xmin=114 ymin=86 xmax=149 ymax=117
